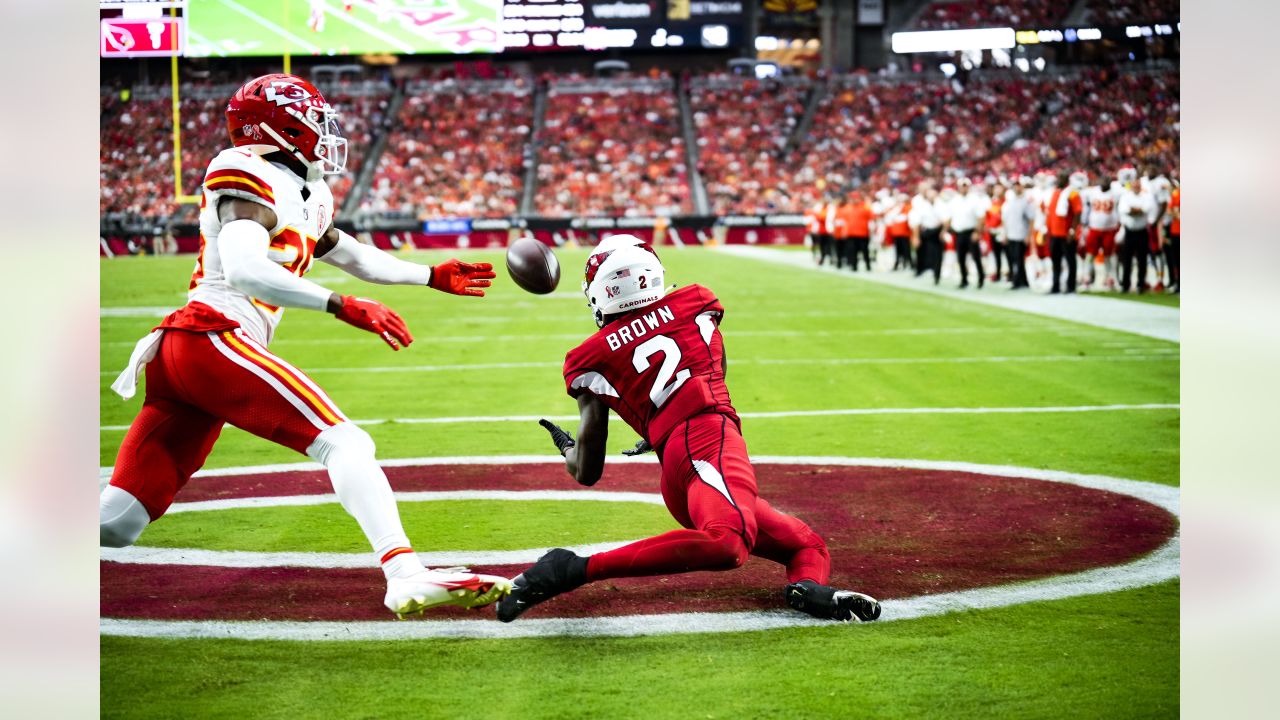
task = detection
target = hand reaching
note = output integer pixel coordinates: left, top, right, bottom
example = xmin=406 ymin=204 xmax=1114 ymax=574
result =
xmin=430 ymin=259 xmax=496 ymax=297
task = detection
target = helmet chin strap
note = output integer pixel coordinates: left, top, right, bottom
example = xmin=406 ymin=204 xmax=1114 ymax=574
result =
xmin=258 ymin=122 xmax=320 ymax=182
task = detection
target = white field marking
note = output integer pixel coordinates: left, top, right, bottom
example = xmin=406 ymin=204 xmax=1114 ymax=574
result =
xmin=717 ymin=245 xmax=1180 ymax=343
xmin=99 ymin=456 xmax=1179 ymax=640
xmin=216 ymin=0 xmax=321 ymax=53
xmin=100 ymin=307 xmax=176 ymax=318
xmin=99 ymin=353 xmax=1178 ymax=377
xmin=97 ymin=403 xmax=1181 ymax=432
xmin=163 ymin=489 xmax=665 ymax=514
xmin=102 ymin=540 xmax=642 ymax=570
xmin=101 ymin=325 xmax=1098 ymax=348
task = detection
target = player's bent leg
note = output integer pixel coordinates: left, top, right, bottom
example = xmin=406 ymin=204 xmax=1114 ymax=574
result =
xmin=307 ymin=422 xmax=511 ymax=615
xmin=99 ymin=486 xmax=150 ymax=548
xmin=751 ymin=498 xmax=831 ymax=584
xmin=103 ymin=395 xmax=223 ymax=545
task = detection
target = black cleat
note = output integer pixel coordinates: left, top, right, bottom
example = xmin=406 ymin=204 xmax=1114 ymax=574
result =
xmin=495 ymin=548 xmax=588 ymax=623
xmin=785 ymin=580 xmax=882 ymax=622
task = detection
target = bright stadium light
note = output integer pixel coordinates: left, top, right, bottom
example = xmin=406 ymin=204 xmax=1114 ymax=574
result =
xmin=891 ymin=27 xmax=1015 ymax=54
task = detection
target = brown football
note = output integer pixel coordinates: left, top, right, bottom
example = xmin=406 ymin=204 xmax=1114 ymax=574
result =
xmin=505 ymin=237 xmax=561 ymax=295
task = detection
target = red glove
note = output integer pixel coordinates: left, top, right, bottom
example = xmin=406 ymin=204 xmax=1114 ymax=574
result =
xmin=429 ymin=259 xmax=496 ymax=297
xmin=335 ymin=295 xmax=413 ymax=351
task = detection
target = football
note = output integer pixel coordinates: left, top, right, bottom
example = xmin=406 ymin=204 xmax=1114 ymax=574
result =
xmin=505 ymin=236 xmax=561 ymax=294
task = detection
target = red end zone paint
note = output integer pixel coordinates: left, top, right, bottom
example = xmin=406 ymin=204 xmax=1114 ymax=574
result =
xmin=101 ymin=462 xmax=1177 ymax=623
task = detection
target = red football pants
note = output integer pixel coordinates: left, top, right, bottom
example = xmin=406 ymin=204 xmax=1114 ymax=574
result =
xmin=585 ymin=413 xmax=831 ymax=584
xmin=110 ymin=328 xmax=346 ymax=520
xmin=1084 ymin=228 xmax=1118 ymax=257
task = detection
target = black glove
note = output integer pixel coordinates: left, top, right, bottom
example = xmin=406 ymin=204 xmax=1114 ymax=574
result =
xmin=622 ymin=439 xmax=654 ymax=456
xmin=539 ymin=419 xmax=576 ymax=456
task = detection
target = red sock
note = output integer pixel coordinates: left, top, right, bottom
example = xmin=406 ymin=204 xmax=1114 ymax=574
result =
xmin=586 ymin=527 xmax=749 ymax=581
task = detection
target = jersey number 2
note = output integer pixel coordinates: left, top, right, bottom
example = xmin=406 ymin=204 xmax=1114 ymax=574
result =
xmin=632 ymin=335 xmax=690 ymax=408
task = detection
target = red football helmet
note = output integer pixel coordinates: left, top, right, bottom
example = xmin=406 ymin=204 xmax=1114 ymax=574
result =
xmin=225 ymin=74 xmax=347 ymax=180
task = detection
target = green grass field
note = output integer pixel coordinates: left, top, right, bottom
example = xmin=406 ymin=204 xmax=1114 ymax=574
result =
xmin=100 ymin=248 xmax=1179 ymax=718
xmin=186 ymin=0 xmax=502 ymax=58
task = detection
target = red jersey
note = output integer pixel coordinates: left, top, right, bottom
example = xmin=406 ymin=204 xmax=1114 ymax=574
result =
xmin=563 ymin=284 xmax=738 ymax=447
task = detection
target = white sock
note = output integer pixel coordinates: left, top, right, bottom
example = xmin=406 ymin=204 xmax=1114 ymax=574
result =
xmin=100 ymin=485 xmax=150 ymax=547
xmin=307 ymin=423 xmax=426 ymax=580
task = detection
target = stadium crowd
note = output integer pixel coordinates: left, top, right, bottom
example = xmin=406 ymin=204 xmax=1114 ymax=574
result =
xmin=689 ymin=76 xmax=811 ymax=215
xmin=361 ymin=81 xmax=531 ymax=218
xmin=100 ymin=82 xmax=391 ymax=225
xmin=535 ymin=81 xmax=691 ymax=217
xmin=911 ymin=0 xmax=1177 ymax=29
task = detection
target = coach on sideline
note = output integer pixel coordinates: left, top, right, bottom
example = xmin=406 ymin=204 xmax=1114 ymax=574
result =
xmin=1001 ymin=178 xmax=1035 ymax=290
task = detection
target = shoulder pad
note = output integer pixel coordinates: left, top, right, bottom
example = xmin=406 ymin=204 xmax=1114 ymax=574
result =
xmin=204 ymin=149 xmax=277 ymax=207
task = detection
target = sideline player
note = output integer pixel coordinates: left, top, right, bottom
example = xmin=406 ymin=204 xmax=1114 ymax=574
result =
xmin=495 ymin=236 xmax=881 ymax=624
xmin=100 ymin=74 xmax=510 ymax=616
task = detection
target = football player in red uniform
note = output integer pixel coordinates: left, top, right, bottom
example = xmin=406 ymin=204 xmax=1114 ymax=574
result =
xmin=100 ymin=74 xmax=510 ymax=616
xmin=496 ymin=237 xmax=881 ymax=623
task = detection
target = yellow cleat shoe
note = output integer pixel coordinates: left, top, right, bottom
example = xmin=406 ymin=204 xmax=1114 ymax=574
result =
xmin=384 ymin=568 xmax=513 ymax=617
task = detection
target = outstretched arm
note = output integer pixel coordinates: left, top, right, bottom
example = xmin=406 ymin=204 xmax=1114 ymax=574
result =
xmin=317 ymin=225 xmax=495 ymax=296
xmin=539 ymin=394 xmax=609 ymax=486
xmin=218 ymin=198 xmax=339 ymax=312
xmin=217 ymin=199 xmax=412 ymax=350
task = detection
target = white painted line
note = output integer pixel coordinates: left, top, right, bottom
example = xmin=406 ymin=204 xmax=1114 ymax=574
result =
xmin=99 ymin=457 xmax=1179 ymax=640
xmin=100 ymin=353 xmax=1177 ymax=377
xmin=163 ymin=489 xmax=666 ymax=514
xmin=101 ymin=326 xmax=1094 ymax=348
xmin=100 ymin=307 xmax=175 ymax=318
xmin=717 ymin=245 xmax=1181 ymax=343
xmin=99 ymin=403 xmax=1180 ymax=432
xmin=101 ymin=540 xmax=644 ymax=570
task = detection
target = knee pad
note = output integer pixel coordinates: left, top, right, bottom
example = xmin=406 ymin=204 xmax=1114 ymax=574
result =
xmin=100 ymin=485 xmax=149 ymax=548
xmin=307 ymin=422 xmax=376 ymax=466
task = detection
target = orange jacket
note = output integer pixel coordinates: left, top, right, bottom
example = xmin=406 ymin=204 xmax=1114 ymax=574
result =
xmin=1046 ymin=189 xmax=1082 ymax=237
xmin=846 ymin=202 xmax=874 ymax=237
xmin=887 ymin=202 xmax=911 ymax=237
xmin=1169 ymin=188 xmax=1180 ymax=235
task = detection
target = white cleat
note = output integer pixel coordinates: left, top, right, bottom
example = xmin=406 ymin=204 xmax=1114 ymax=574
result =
xmin=384 ymin=568 xmax=513 ymax=618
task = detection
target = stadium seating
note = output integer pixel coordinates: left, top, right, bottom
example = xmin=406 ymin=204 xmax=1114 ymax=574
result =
xmin=99 ymin=81 xmax=392 ymax=225
xmin=785 ymin=76 xmax=937 ymax=209
xmin=535 ymin=78 xmax=691 ymax=218
xmin=1083 ymin=0 xmax=1180 ymax=25
xmin=361 ymin=79 xmax=531 ymax=218
xmin=99 ymin=67 xmax=1179 ymax=226
xmin=911 ymin=1 xmax=1066 ymax=30
xmin=689 ymin=75 xmax=812 ymax=215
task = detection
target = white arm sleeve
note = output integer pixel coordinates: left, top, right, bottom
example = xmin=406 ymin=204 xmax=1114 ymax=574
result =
xmin=218 ymin=219 xmax=334 ymax=312
xmin=319 ymin=230 xmax=432 ymax=285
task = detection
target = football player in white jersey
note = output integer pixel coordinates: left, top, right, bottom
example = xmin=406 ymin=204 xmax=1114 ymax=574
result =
xmin=101 ymin=74 xmax=511 ymax=617
xmin=1079 ymin=168 xmax=1122 ymax=290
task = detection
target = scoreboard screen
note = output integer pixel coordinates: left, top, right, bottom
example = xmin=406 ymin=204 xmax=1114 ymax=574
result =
xmin=100 ymin=0 xmax=187 ymax=58
xmin=501 ymin=1 xmax=746 ymax=51
xmin=99 ymin=0 xmax=744 ymax=58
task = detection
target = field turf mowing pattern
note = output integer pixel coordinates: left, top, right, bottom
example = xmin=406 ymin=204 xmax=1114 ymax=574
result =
xmin=100 ymin=248 xmax=1179 ymax=718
